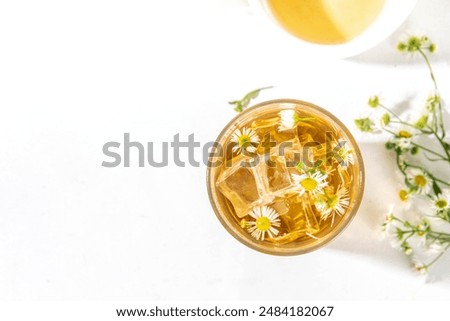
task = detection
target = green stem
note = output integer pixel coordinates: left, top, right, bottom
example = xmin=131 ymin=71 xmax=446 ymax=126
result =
xmin=424 ymin=244 xmax=450 ymax=270
xmin=429 ymin=128 xmax=450 ymax=161
xmin=418 ymin=49 xmax=438 ymax=89
xmin=388 ymin=120 xmax=429 ymax=133
xmin=428 ymin=231 xmax=450 ymax=242
xmin=402 ymin=161 xmax=450 ymax=187
xmin=432 ymin=177 xmax=450 ymax=187
xmin=390 ymin=120 xmax=433 ymax=135
xmin=418 ymin=48 xmax=445 ymax=138
xmin=437 ymin=137 xmax=450 ymax=161
xmin=395 ymin=153 xmax=414 ymax=189
xmin=410 ymin=142 xmax=449 ymax=160
xmin=379 ymin=103 xmax=402 ymax=121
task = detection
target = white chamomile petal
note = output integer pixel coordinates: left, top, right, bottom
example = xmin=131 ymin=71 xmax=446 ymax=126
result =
xmin=246 ymin=206 xmax=281 ymax=241
xmin=278 ymin=110 xmax=298 ymax=131
xmin=230 ymin=127 xmax=260 ymax=154
xmin=431 ymin=189 xmax=450 ymax=211
xmin=405 ymin=168 xmax=432 ymax=195
xmin=315 ymin=187 xmax=350 ymax=225
xmin=427 ymin=241 xmax=445 ymax=254
xmin=411 ymin=255 xmax=428 ymax=275
xmin=292 ymin=171 xmax=328 ymax=196
xmin=335 ymin=141 xmax=355 ymax=168
xmin=394 ymin=137 xmax=412 ymax=150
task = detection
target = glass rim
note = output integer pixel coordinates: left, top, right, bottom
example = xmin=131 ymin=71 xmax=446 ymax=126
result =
xmin=206 ymin=98 xmax=365 ymax=256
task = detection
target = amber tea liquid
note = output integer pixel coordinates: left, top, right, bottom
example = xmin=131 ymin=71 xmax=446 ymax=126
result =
xmin=208 ymin=100 xmax=364 ymax=255
xmin=267 ymin=0 xmax=386 ymax=44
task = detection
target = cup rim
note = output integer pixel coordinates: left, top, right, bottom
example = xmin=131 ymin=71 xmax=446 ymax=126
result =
xmin=248 ymin=0 xmax=418 ymax=58
xmin=206 ymin=99 xmax=365 ymax=256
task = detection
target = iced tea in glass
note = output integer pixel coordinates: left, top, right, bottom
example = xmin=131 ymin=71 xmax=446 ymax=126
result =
xmin=207 ymin=99 xmax=364 ymax=255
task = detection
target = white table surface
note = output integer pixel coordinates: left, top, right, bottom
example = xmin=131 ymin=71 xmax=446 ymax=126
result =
xmin=1 ymin=0 xmax=450 ymax=300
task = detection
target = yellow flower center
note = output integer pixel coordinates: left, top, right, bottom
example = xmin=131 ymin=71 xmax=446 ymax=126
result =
xmin=435 ymin=199 xmax=448 ymax=209
xmin=399 ymin=190 xmax=409 ymax=202
xmin=338 ymin=148 xmax=348 ymax=159
xmin=255 ymin=217 xmax=271 ymax=231
xmin=238 ymin=135 xmax=251 ymax=148
xmin=414 ymin=175 xmax=427 ymax=187
xmin=399 ymin=130 xmax=412 ymax=138
xmin=301 ymin=177 xmax=318 ymax=191
xmin=328 ymin=195 xmax=339 ymax=208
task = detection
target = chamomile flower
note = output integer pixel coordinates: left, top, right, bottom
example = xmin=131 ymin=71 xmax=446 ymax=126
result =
xmin=278 ymin=110 xmax=315 ymax=131
xmin=390 ymin=128 xmax=415 ymax=152
xmin=380 ymin=113 xmax=391 ymax=127
xmin=335 ymin=141 xmax=354 ymax=168
xmin=278 ymin=109 xmax=298 ymax=131
xmin=381 ymin=205 xmax=396 ymax=232
xmin=292 ymin=170 xmax=328 ymax=196
xmin=368 ymin=95 xmax=380 ymax=108
xmin=426 ymin=241 xmax=445 ymax=254
xmin=354 ymin=117 xmax=375 ymax=133
xmin=230 ymin=127 xmax=259 ymax=154
xmin=381 ymin=206 xmax=403 ymax=245
xmin=398 ymin=189 xmax=410 ymax=202
xmin=415 ymin=219 xmax=430 ymax=246
xmin=394 ymin=137 xmax=412 ymax=151
xmin=429 ymin=191 xmax=450 ymax=222
xmin=431 ymin=190 xmax=450 ymax=212
xmin=411 ymin=256 xmax=428 ymax=275
xmin=414 ymin=113 xmax=430 ymax=129
xmin=425 ymin=94 xmax=440 ymax=112
xmin=406 ymin=168 xmax=432 ymax=195
xmin=246 ymin=206 xmax=281 ymax=241
xmin=314 ymin=186 xmax=350 ymax=225
xmin=401 ymin=241 xmax=413 ymax=255
xmin=387 ymin=226 xmax=404 ymax=249
xmin=397 ymin=35 xmax=436 ymax=55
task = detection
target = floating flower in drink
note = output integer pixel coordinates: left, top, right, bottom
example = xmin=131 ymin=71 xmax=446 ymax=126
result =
xmin=335 ymin=141 xmax=355 ymax=168
xmin=292 ymin=170 xmax=329 ymax=196
xmin=278 ymin=109 xmax=315 ymax=131
xmin=230 ymin=127 xmax=260 ymax=154
xmin=246 ymin=206 xmax=281 ymax=241
xmin=209 ymin=98 xmax=363 ymax=255
xmin=278 ymin=110 xmax=298 ymax=131
xmin=315 ymin=186 xmax=350 ymax=225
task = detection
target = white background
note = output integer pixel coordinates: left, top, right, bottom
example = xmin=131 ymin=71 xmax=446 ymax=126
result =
xmin=1 ymin=0 xmax=450 ymax=301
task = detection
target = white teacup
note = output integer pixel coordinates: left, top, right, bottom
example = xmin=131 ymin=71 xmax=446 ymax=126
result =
xmin=248 ymin=0 xmax=418 ymax=58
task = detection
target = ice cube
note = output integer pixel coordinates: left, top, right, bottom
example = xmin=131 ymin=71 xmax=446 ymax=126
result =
xmin=266 ymin=230 xmax=303 ymax=245
xmin=288 ymin=195 xmax=320 ymax=234
xmin=266 ymin=195 xmax=320 ymax=245
xmin=251 ymin=117 xmax=279 ymax=131
xmin=216 ymin=162 xmax=259 ymax=218
xmin=250 ymin=117 xmax=280 ymax=145
xmin=268 ymin=197 xmax=290 ymax=216
xmin=216 ymin=155 xmax=272 ymax=218
xmin=267 ymin=137 xmax=302 ymax=178
xmin=266 ymin=155 xmax=294 ymax=192
xmin=247 ymin=153 xmax=301 ymax=199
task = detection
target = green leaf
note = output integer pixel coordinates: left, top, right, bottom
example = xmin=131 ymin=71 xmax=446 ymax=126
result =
xmin=443 ymin=141 xmax=450 ymax=151
xmin=433 ymin=180 xmax=442 ymax=196
xmin=228 ymin=86 xmax=273 ymax=113
xmin=294 ymin=114 xmax=316 ymax=123
xmin=313 ymin=159 xmax=323 ymax=168
xmin=295 ymin=161 xmax=305 ymax=172
xmin=354 ymin=118 xmax=374 ymax=132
